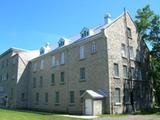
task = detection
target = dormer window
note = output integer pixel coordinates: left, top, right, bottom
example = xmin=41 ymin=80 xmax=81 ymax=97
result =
xmin=58 ymin=38 xmax=71 ymax=47
xmin=58 ymin=40 xmax=65 ymax=47
xmin=80 ymin=27 xmax=90 ymax=38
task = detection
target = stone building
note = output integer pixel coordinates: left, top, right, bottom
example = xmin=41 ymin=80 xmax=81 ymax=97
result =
xmin=0 ymin=12 xmax=152 ymax=115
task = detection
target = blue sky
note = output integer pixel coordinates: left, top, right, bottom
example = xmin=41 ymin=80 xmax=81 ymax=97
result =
xmin=0 ymin=0 xmax=159 ymax=53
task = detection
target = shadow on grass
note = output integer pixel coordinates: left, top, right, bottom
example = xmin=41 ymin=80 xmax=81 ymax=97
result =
xmin=133 ymin=108 xmax=160 ymax=115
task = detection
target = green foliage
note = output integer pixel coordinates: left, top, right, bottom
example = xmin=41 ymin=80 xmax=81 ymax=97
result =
xmin=135 ymin=5 xmax=160 ymax=106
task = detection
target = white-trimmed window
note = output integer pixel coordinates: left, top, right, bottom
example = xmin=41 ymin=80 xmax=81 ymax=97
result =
xmin=55 ymin=91 xmax=60 ymax=104
xmin=123 ymin=65 xmax=128 ymax=79
xmin=130 ymin=46 xmax=134 ymax=59
xmin=121 ymin=44 xmax=126 ymax=57
xmin=40 ymin=59 xmax=44 ymax=70
xmin=51 ymin=56 xmax=56 ymax=66
xmin=115 ymin=88 xmax=121 ymax=103
xmin=91 ymin=42 xmax=96 ymax=53
xmin=138 ymin=69 xmax=142 ymax=80
xmin=114 ymin=63 xmax=119 ymax=77
xmin=60 ymin=52 xmax=64 ymax=64
xmin=80 ymin=46 xmax=85 ymax=59
xmin=33 ymin=62 xmax=37 ymax=72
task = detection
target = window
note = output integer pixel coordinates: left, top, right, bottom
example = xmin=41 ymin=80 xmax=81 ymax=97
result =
xmin=130 ymin=46 xmax=134 ymax=59
xmin=80 ymin=67 xmax=85 ymax=80
xmin=51 ymin=56 xmax=56 ymax=66
xmin=6 ymin=59 xmax=8 ymax=66
xmin=60 ymin=72 xmax=64 ymax=83
xmin=91 ymin=42 xmax=96 ymax=53
xmin=36 ymin=92 xmax=39 ymax=103
xmin=6 ymin=73 xmax=9 ymax=80
xmin=21 ymin=93 xmax=25 ymax=101
xmin=55 ymin=91 xmax=60 ymax=104
xmin=80 ymin=90 xmax=85 ymax=103
xmin=127 ymin=27 xmax=132 ymax=38
xmin=138 ymin=69 xmax=142 ymax=80
xmin=60 ymin=52 xmax=64 ymax=64
xmin=51 ymin=73 xmax=55 ymax=85
xmin=12 ymin=58 xmax=16 ymax=65
xmin=80 ymin=46 xmax=85 ymax=59
xmin=45 ymin=92 xmax=48 ymax=103
xmin=124 ymin=89 xmax=129 ymax=103
xmin=70 ymin=91 xmax=75 ymax=103
xmin=40 ymin=76 xmax=43 ymax=87
xmin=123 ymin=65 xmax=128 ymax=79
xmin=114 ymin=63 xmax=119 ymax=77
xmin=11 ymin=88 xmax=14 ymax=99
xmin=121 ymin=44 xmax=126 ymax=57
xmin=40 ymin=59 xmax=44 ymax=70
xmin=58 ymin=39 xmax=65 ymax=47
xmin=33 ymin=62 xmax=37 ymax=72
xmin=115 ymin=88 xmax=121 ymax=103
xmin=131 ymin=67 xmax=135 ymax=79
xmin=33 ymin=77 xmax=36 ymax=88
xmin=0 ymin=75 xmax=2 ymax=81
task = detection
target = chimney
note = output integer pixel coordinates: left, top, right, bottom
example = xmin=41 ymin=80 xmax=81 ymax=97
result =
xmin=104 ymin=13 xmax=112 ymax=24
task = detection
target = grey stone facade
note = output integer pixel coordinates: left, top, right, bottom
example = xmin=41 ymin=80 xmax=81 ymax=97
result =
xmin=0 ymin=12 xmax=152 ymax=114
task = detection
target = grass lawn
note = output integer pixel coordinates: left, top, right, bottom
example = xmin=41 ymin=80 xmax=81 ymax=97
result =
xmin=0 ymin=109 xmax=85 ymax=120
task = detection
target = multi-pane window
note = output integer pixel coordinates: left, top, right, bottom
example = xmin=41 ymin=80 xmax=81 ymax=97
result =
xmin=6 ymin=73 xmax=9 ymax=80
xmin=60 ymin=72 xmax=64 ymax=83
xmin=115 ymin=88 xmax=121 ymax=103
xmin=70 ymin=91 xmax=75 ymax=103
xmin=40 ymin=59 xmax=44 ymax=70
xmin=21 ymin=93 xmax=25 ymax=101
xmin=36 ymin=92 xmax=39 ymax=103
xmin=80 ymin=46 xmax=85 ymax=59
xmin=51 ymin=56 xmax=56 ymax=66
xmin=45 ymin=92 xmax=48 ymax=103
xmin=114 ymin=63 xmax=119 ymax=77
xmin=33 ymin=77 xmax=36 ymax=88
xmin=40 ymin=76 xmax=43 ymax=87
xmin=131 ymin=67 xmax=135 ymax=79
xmin=60 ymin=52 xmax=64 ymax=64
xmin=123 ymin=65 xmax=128 ymax=79
xmin=80 ymin=90 xmax=85 ymax=103
xmin=51 ymin=73 xmax=55 ymax=85
xmin=138 ymin=69 xmax=142 ymax=80
xmin=91 ymin=42 xmax=96 ymax=53
xmin=10 ymin=88 xmax=14 ymax=99
xmin=33 ymin=62 xmax=37 ymax=72
xmin=80 ymin=67 xmax=85 ymax=80
xmin=121 ymin=44 xmax=127 ymax=57
xmin=124 ymin=89 xmax=129 ymax=103
xmin=55 ymin=91 xmax=60 ymax=104
xmin=130 ymin=47 xmax=134 ymax=59
xmin=127 ymin=27 xmax=132 ymax=38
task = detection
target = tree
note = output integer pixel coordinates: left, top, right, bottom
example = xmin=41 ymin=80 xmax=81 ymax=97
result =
xmin=135 ymin=5 xmax=160 ymax=106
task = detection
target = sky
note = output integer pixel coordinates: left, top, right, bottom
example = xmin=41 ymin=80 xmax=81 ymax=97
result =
xmin=0 ymin=0 xmax=159 ymax=53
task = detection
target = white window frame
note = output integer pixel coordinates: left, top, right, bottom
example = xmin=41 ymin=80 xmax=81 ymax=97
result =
xmin=121 ymin=44 xmax=126 ymax=58
xmin=60 ymin=52 xmax=64 ymax=64
xmin=33 ymin=62 xmax=37 ymax=72
xmin=40 ymin=59 xmax=44 ymax=70
xmin=130 ymin=46 xmax=134 ymax=59
xmin=91 ymin=42 xmax=96 ymax=53
xmin=51 ymin=56 xmax=56 ymax=66
xmin=80 ymin=46 xmax=85 ymax=59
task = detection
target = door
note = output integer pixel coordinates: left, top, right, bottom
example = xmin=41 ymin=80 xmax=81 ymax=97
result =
xmin=85 ymin=99 xmax=92 ymax=115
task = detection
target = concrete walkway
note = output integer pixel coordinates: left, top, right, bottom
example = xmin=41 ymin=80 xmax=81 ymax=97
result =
xmin=60 ymin=114 xmax=98 ymax=119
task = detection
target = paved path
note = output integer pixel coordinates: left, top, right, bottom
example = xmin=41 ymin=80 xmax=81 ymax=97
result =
xmin=95 ymin=115 xmax=160 ymax=120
